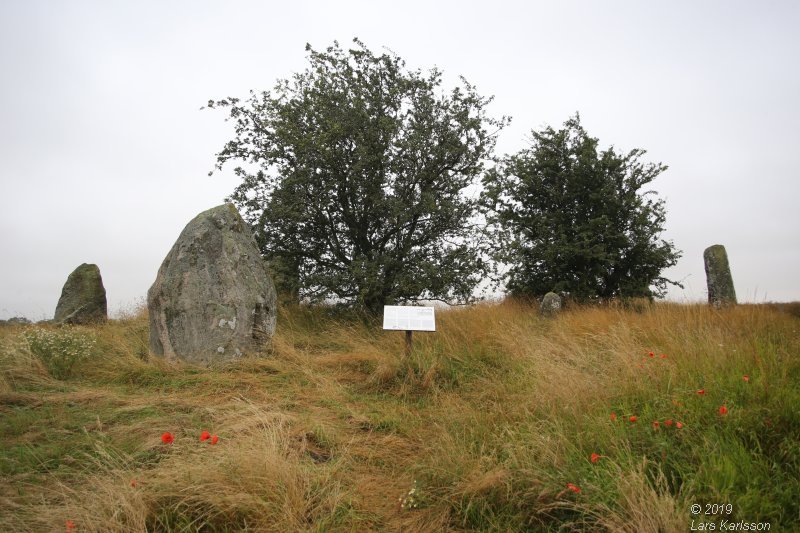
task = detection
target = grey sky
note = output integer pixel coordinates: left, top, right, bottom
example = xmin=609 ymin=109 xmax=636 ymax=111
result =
xmin=1 ymin=1 xmax=798 ymax=319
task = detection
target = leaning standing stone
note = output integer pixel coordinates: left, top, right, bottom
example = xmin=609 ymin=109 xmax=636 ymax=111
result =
xmin=54 ymin=263 xmax=108 ymax=324
xmin=540 ymin=292 xmax=562 ymax=318
xmin=703 ymin=244 xmax=737 ymax=307
xmin=147 ymin=203 xmax=277 ymax=364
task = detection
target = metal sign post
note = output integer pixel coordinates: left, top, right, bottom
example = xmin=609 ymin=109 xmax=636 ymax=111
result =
xmin=383 ymin=306 xmax=436 ymax=356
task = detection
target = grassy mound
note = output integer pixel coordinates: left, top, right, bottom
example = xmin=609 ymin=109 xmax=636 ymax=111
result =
xmin=1 ymin=301 xmax=797 ymax=531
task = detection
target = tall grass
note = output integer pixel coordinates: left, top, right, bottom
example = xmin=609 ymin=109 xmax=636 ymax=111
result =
xmin=1 ymin=301 xmax=797 ymax=530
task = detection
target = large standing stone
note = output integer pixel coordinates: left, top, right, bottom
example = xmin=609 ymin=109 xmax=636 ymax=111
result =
xmin=54 ymin=263 xmax=107 ymax=324
xmin=703 ymin=244 xmax=737 ymax=307
xmin=540 ymin=292 xmax=562 ymax=318
xmin=147 ymin=203 xmax=277 ymax=364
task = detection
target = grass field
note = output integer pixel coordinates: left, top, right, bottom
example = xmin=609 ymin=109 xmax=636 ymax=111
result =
xmin=1 ymin=301 xmax=798 ymax=532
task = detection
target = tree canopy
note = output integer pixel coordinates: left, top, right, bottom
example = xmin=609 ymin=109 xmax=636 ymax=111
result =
xmin=208 ymin=38 xmax=507 ymax=313
xmin=482 ymin=114 xmax=681 ymax=300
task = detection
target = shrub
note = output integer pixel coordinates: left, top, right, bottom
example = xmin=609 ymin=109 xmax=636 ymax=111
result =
xmin=22 ymin=327 xmax=97 ymax=379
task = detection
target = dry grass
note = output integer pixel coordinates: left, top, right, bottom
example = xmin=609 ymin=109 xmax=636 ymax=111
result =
xmin=585 ymin=459 xmax=689 ymax=533
xmin=1 ymin=300 xmax=798 ymax=531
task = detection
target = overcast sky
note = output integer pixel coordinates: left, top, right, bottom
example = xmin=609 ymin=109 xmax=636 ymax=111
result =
xmin=1 ymin=1 xmax=798 ymax=319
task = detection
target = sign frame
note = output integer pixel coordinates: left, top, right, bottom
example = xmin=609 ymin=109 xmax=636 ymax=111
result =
xmin=382 ymin=305 xmax=436 ymax=356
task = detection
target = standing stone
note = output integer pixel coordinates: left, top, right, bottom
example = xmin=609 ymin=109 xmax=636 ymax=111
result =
xmin=540 ymin=292 xmax=562 ymax=318
xmin=147 ymin=203 xmax=277 ymax=364
xmin=54 ymin=263 xmax=108 ymax=324
xmin=703 ymin=244 xmax=737 ymax=307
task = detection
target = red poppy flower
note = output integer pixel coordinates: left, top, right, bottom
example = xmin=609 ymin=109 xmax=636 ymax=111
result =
xmin=566 ymin=483 xmax=581 ymax=493
xmin=210 ymin=435 xmax=219 ymax=445
xmin=664 ymin=419 xmax=674 ymax=427
xmin=130 ymin=479 xmax=137 ymax=488
xmin=629 ymin=416 xmax=637 ymax=423
xmin=66 ymin=519 xmax=77 ymax=531
xmin=590 ymin=453 xmax=601 ymax=463
xmin=660 ymin=354 xmax=667 ymax=359
xmin=697 ymin=389 xmax=705 ymax=395
xmin=200 ymin=430 xmax=211 ymax=442
xmin=610 ymin=413 xmax=617 ymax=422
xmin=743 ymin=375 xmax=750 ymax=382
xmin=719 ymin=405 xmax=728 ymax=415
xmin=676 ymin=421 xmax=683 ymax=429
xmin=648 ymin=352 xmax=655 ymax=358
xmin=652 ymin=421 xmax=660 ymax=429
xmin=161 ymin=432 xmax=174 ymax=444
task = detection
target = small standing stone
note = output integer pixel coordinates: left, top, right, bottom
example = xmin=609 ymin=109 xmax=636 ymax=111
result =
xmin=703 ymin=244 xmax=737 ymax=307
xmin=540 ymin=292 xmax=562 ymax=318
xmin=54 ymin=263 xmax=108 ymax=324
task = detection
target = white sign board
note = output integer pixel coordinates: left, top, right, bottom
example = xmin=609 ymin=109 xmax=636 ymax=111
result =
xmin=382 ymin=306 xmax=436 ymax=331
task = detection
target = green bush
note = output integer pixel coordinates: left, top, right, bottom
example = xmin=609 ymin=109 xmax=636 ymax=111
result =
xmin=22 ymin=327 xmax=96 ymax=379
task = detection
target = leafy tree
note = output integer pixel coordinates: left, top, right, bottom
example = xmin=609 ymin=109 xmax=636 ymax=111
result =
xmin=208 ymin=39 xmax=507 ymax=313
xmin=482 ymin=114 xmax=681 ymax=300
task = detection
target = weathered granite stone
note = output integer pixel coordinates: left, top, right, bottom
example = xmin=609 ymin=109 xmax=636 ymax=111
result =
xmin=540 ymin=292 xmax=562 ymax=318
xmin=147 ymin=203 xmax=277 ymax=364
xmin=703 ymin=244 xmax=737 ymax=307
xmin=54 ymin=263 xmax=107 ymax=324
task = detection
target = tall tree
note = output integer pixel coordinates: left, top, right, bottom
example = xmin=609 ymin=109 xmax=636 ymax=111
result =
xmin=482 ymin=114 xmax=681 ymax=300
xmin=208 ymin=39 xmax=507 ymax=313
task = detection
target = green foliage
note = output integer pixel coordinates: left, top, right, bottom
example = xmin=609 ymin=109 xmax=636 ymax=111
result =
xmin=22 ymin=326 xmax=96 ymax=379
xmin=482 ymin=114 xmax=681 ymax=300
xmin=208 ymin=38 xmax=507 ymax=313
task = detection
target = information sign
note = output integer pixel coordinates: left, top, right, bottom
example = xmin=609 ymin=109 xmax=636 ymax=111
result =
xmin=382 ymin=306 xmax=436 ymax=331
